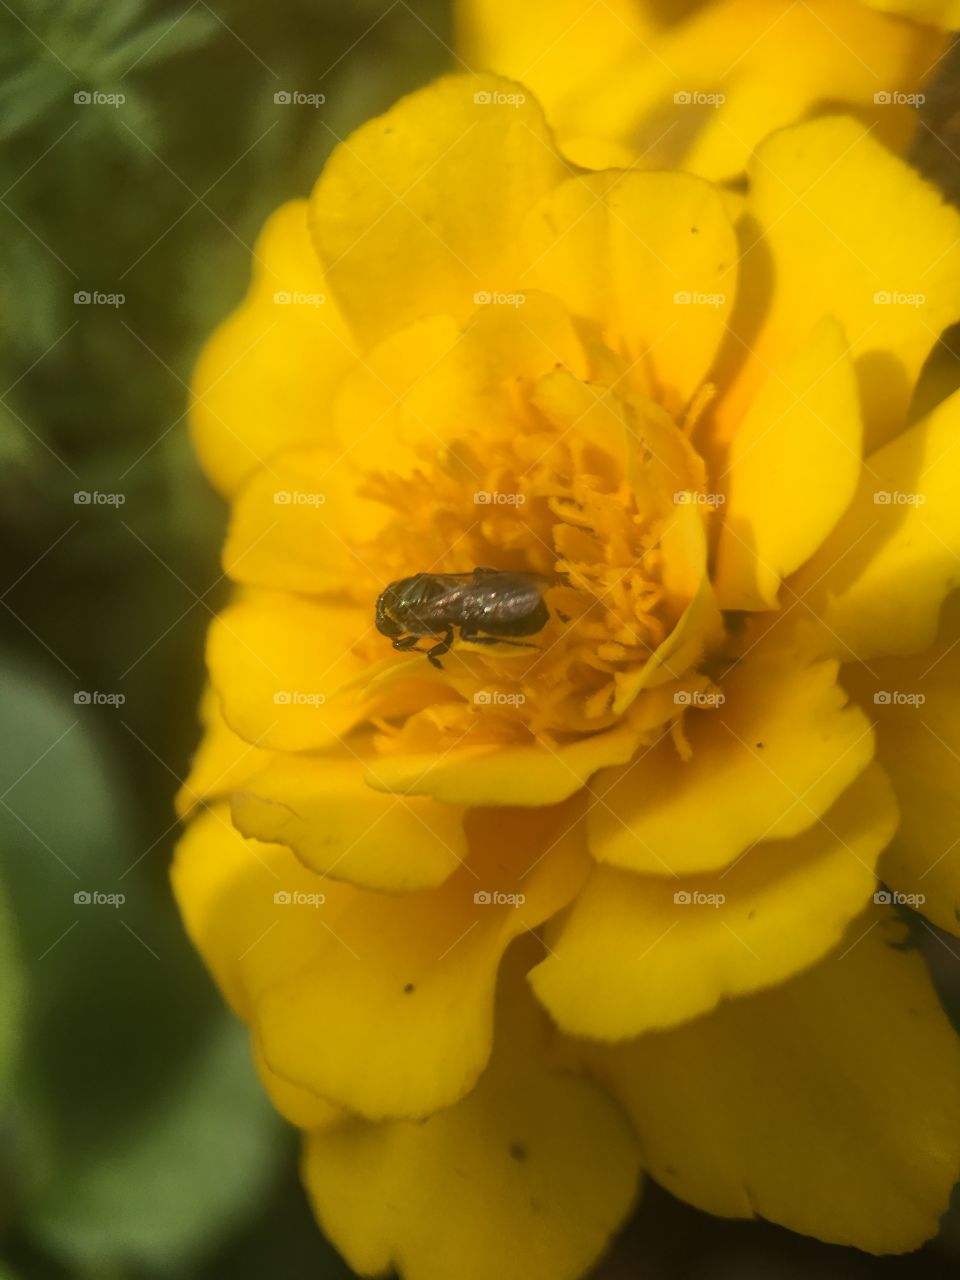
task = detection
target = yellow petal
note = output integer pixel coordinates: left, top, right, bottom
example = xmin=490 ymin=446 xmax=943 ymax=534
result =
xmin=459 ymin=0 xmax=946 ymax=180
xmin=793 ymin=385 xmax=960 ymax=659
xmin=589 ymin=653 xmax=874 ymax=875
xmin=175 ymin=686 xmax=273 ymax=819
xmin=531 ymin=764 xmax=896 ymax=1039
xmin=190 ymin=200 xmax=355 ymax=497
xmin=310 ymin=74 xmax=567 ymax=347
xmin=207 ymin=592 xmax=374 ymax=752
xmin=715 ymin=317 xmax=862 ymax=610
xmin=719 ymin=117 xmax=960 ymax=453
xmin=863 ymin=0 xmax=960 ymax=22
xmin=302 ymin=942 xmax=641 ymax=1280
xmin=255 ymin=804 xmax=590 ymax=1119
xmin=251 ymin=1034 xmax=342 ymax=1132
xmin=223 ymin=447 xmax=389 ymax=595
xmin=842 ymin=600 xmax=960 ymax=934
xmin=522 ymin=170 xmax=737 ymax=415
xmin=232 ymin=748 xmax=467 ymax=893
xmin=366 ymin=722 xmax=641 ymax=807
xmin=587 ymin=910 xmax=960 ymax=1253
xmin=171 ymin=803 xmax=330 ymax=1020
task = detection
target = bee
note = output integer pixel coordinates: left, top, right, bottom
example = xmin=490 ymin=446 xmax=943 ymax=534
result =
xmin=375 ymin=567 xmax=550 ymax=668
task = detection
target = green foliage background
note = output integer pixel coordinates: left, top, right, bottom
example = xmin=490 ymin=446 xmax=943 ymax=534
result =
xmin=0 ymin=2 xmax=959 ymax=1278
xmin=0 ymin=2 xmax=450 ymax=1276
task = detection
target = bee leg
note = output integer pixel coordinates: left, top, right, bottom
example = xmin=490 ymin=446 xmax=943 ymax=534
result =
xmin=425 ymin=628 xmax=454 ymax=669
xmin=392 ymin=635 xmax=422 ymax=652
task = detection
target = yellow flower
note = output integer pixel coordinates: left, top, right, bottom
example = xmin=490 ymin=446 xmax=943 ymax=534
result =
xmin=457 ymin=0 xmax=950 ymax=177
xmin=175 ymin=75 xmax=960 ymax=1280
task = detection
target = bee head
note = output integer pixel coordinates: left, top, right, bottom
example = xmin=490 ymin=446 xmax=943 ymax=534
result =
xmin=375 ymin=586 xmax=406 ymax=637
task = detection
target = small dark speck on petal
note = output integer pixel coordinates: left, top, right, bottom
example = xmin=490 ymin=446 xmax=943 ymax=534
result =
xmin=509 ymin=1141 xmax=528 ymax=1161
xmin=691 ymin=226 xmax=699 ymax=234
xmin=747 ymin=909 xmax=756 ymax=920
xmin=664 ymin=1163 xmax=678 ymax=1176
xmin=403 ymin=982 xmax=415 ymax=994
xmin=755 ymin=742 xmax=764 ymax=749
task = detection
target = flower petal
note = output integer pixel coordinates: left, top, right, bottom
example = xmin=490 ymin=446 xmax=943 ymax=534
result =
xmin=302 ymin=943 xmax=641 ymax=1280
xmin=231 ymin=748 xmax=468 ymax=893
xmin=365 ymin=722 xmax=642 ymax=807
xmin=255 ymin=804 xmax=590 ymax=1119
xmin=175 ymin=687 xmax=272 ymax=819
xmin=842 ymin=603 xmax=960 ymax=935
xmin=589 ymin=653 xmax=875 ymax=875
xmin=587 ymin=910 xmax=960 ymax=1253
xmin=310 ymin=74 xmax=567 ymax=346
xmin=715 ymin=317 xmax=862 ymax=610
xmin=460 ymin=0 xmax=946 ymax=180
xmin=223 ymin=447 xmax=389 ymax=595
xmin=190 ymin=200 xmax=355 ymax=497
xmin=793 ymin=385 xmax=960 ymax=659
xmin=522 ymin=170 xmax=737 ymax=414
xmin=531 ymin=764 xmax=896 ymax=1039
xmin=719 ymin=117 xmax=960 ymax=453
xmin=207 ymin=592 xmax=379 ymax=752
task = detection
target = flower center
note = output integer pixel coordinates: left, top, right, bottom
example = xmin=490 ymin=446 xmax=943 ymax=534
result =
xmin=350 ymin=370 xmax=718 ymax=750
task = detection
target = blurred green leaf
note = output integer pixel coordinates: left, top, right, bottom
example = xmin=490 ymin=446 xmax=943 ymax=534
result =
xmin=29 ymin=1015 xmax=285 ymax=1273
xmin=0 ymin=876 xmax=25 ymax=1105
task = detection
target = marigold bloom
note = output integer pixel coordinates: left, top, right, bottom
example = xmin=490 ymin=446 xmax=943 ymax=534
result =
xmin=457 ymin=0 xmax=951 ymax=177
xmin=175 ymin=74 xmax=960 ymax=1280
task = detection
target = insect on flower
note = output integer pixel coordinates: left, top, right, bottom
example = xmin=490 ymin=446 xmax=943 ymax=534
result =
xmin=375 ymin=567 xmax=550 ymax=668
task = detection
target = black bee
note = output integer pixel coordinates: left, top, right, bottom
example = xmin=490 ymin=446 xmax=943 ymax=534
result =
xmin=375 ymin=567 xmax=550 ymax=668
